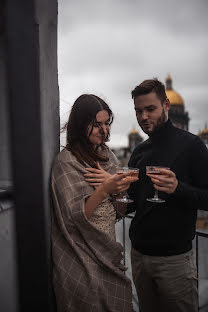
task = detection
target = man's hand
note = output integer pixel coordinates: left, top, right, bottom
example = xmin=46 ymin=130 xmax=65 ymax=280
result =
xmin=147 ymin=168 xmax=178 ymax=194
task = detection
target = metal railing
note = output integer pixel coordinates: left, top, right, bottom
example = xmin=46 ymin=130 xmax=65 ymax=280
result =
xmin=120 ymin=216 xmax=208 ymax=311
xmin=195 ymin=230 xmax=208 ymax=311
xmin=196 ymin=230 xmax=208 ymax=280
xmin=121 ymin=215 xmax=208 ymax=271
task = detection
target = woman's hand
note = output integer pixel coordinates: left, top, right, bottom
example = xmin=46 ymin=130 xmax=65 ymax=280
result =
xmin=84 ymin=162 xmax=112 ymax=186
xmin=84 ymin=169 xmax=138 ymax=219
xmin=102 ymin=171 xmax=139 ymax=195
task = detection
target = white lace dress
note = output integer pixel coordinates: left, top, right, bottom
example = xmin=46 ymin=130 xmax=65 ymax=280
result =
xmin=89 ymin=197 xmax=116 ymax=239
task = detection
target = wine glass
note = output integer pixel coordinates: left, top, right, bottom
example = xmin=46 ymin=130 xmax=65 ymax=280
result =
xmin=146 ymin=166 xmax=170 ymax=203
xmin=116 ymin=167 xmax=139 ymax=203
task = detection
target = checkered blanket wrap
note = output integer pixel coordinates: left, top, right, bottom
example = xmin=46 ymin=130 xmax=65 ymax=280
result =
xmin=51 ymin=148 xmax=133 ymax=312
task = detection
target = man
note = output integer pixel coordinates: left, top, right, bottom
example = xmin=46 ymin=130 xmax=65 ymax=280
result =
xmin=127 ymin=78 xmax=208 ymax=312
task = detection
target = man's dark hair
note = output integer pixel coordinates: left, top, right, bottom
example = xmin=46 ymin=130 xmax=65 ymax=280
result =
xmin=131 ymin=78 xmax=167 ymax=103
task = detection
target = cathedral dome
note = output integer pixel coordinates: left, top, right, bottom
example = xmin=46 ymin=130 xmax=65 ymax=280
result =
xmin=165 ymin=75 xmax=184 ymax=106
xmin=129 ymin=126 xmax=138 ymax=135
xmin=166 ymin=90 xmax=184 ymax=106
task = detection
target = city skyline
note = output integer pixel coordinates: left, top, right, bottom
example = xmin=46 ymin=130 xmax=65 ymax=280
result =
xmin=58 ymin=0 xmax=208 ymax=148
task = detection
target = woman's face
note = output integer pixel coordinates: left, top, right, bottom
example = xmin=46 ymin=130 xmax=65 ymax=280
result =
xmin=87 ymin=110 xmax=110 ymax=146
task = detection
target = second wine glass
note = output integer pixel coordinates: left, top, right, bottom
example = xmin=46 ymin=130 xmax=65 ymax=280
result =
xmin=146 ymin=166 xmax=170 ymax=203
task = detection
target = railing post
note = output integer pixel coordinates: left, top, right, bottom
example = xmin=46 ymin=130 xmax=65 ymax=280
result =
xmin=123 ymin=217 xmax=126 ymax=267
xmin=195 ymin=230 xmax=208 ymax=312
xmin=196 ymin=232 xmax=199 ymax=312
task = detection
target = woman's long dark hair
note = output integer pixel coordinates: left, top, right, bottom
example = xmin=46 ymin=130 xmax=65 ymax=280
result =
xmin=63 ymin=94 xmax=114 ymax=167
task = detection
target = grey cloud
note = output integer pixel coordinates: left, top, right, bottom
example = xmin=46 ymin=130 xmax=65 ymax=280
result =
xmin=58 ymin=0 xmax=208 ymax=146
xmin=59 ymin=0 xmax=208 ymax=36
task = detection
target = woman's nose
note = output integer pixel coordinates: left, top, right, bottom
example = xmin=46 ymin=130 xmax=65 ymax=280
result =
xmin=99 ymin=124 xmax=107 ymax=135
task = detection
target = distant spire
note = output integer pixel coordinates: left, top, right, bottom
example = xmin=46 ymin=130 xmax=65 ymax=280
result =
xmin=198 ymin=123 xmax=208 ymax=135
xmin=166 ymin=73 xmax=172 ymax=90
xmin=130 ymin=125 xmax=137 ymax=134
xmin=202 ymin=123 xmax=208 ymax=134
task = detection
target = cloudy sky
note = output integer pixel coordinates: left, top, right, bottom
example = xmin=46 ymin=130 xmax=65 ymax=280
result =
xmin=58 ymin=0 xmax=208 ymax=148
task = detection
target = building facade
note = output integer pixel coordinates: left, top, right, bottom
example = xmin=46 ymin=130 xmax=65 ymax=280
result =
xmin=198 ymin=124 xmax=208 ymax=148
xmin=112 ymin=127 xmax=143 ymax=166
xmin=165 ymin=74 xmax=190 ymax=131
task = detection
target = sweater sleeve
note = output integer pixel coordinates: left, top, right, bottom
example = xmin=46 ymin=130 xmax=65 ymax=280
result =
xmin=172 ymin=137 xmax=208 ymax=210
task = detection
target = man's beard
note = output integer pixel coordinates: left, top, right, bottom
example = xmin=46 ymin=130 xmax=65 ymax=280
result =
xmin=152 ymin=108 xmax=167 ymax=132
xmin=141 ymin=108 xmax=167 ymax=135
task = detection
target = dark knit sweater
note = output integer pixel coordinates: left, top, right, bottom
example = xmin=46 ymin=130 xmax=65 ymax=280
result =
xmin=127 ymin=120 xmax=208 ymax=256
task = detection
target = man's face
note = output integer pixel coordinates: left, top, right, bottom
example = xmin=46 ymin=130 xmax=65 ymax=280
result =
xmin=134 ymin=92 xmax=170 ymax=135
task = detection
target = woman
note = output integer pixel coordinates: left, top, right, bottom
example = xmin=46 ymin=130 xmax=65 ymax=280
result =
xmin=51 ymin=94 xmax=138 ymax=311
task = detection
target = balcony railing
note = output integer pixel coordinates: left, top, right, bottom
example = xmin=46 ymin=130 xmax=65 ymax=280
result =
xmin=196 ymin=230 xmax=208 ymax=311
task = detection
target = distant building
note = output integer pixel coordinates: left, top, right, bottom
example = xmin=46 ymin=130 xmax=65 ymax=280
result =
xmin=197 ymin=124 xmax=208 ymax=228
xmin=128 ymin=126 xmax=143 ymax=153
xmin=198 ymin=124 xmax=208 ymax=148
xmin=165 ymin=74 xmax=190 ymax=131
xmin=197 ymin=126 xmax=208 ymax=229
xmin=112 ymin=127 xmax=143 ymax=166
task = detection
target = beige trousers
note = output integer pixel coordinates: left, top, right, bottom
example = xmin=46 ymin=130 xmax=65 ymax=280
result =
xmin=131 ymin=247 xmax=198 ymax=312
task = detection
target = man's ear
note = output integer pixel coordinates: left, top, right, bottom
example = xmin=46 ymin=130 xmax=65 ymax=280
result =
xmin=164 ymin=98 xmax=171 ymax=112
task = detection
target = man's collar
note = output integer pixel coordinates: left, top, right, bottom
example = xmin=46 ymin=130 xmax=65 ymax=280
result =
xmin=149 ymin=119 xmax=173 ymax=141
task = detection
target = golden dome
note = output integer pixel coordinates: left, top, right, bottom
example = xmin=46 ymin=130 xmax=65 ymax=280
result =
xmin=165 ymin=74 xmax=184 ymax=106
xmin=166 ymin=89 xmax=184 ymax=106
xmin=130 ymin=126 xmax=137 ymax=134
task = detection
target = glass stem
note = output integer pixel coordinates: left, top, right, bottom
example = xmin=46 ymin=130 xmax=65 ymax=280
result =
xmin=154 ymin=189 xmax=159 ymax=199
xmin=123 ymin=191 xmax=128 ymax=199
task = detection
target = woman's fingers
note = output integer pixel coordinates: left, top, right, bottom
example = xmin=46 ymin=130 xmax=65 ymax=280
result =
xmin=85 ymin=168 xmax=101 ymax=174
xmin=88 ymin=182 xmax=102 ymax=187
xmin=84 ymin=172 xmax=107 ymax=179
xmin=115 ymin=171 xmax=139 ymax=184
xmin=86 ymin=170 xmax=138 ymax=194
xmin=85 ymin=177 xmax=104 ymax=183
xmin=85 ymin=164 xmax=111 ymax=182
xmin=102 ymin=172 xmax=138 ymax=194
xmin=86 ymin=162 xmax=104 ymax=173
xmin=96 ymin=162 xmax=103 ymax=170
xmin=84 ymin=173 xmax=103 ymax=178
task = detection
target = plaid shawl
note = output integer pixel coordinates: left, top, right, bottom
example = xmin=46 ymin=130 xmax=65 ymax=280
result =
xmin=51 ymin=148 xmax=133 ymax=312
